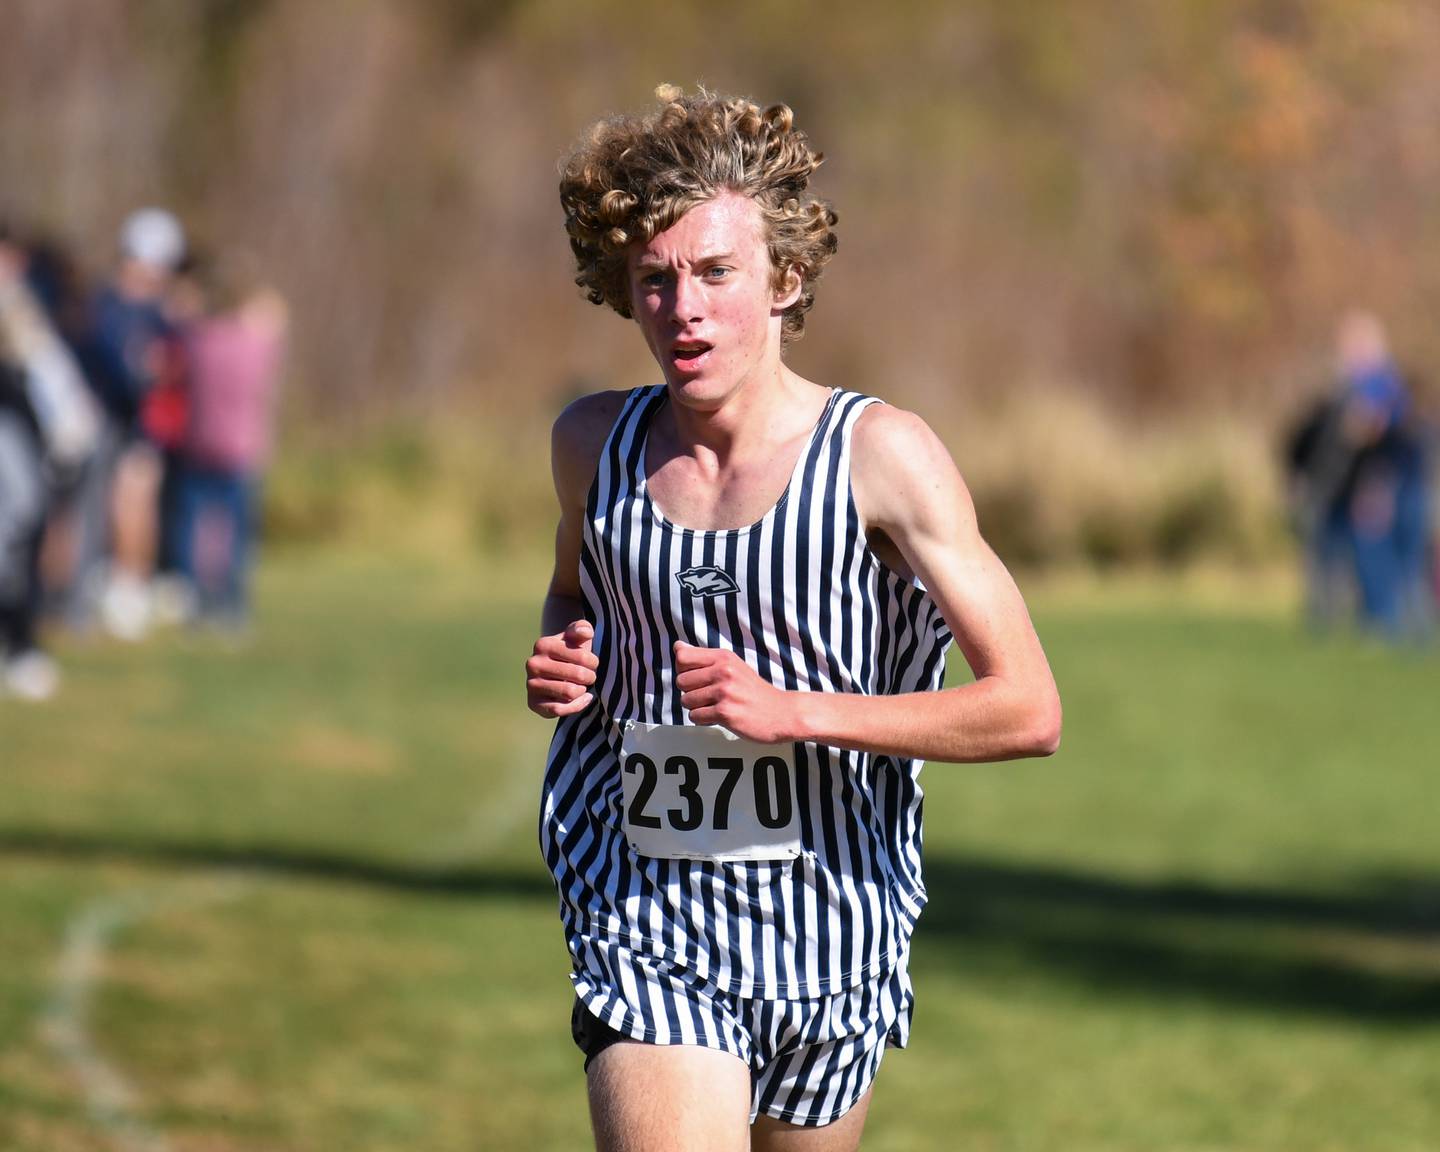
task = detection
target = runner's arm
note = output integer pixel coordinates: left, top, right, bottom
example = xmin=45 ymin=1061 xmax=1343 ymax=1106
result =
xmin=527 ymin=392 xmax=624 ymax=718
xmin=800 ymin=404 xmax=1059 ymax=761
xmin=677 ymin=405 xmax=1060 ymax=761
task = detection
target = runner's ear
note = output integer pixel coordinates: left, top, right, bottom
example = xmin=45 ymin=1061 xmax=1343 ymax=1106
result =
xmin=773 ymin=265 xmax=803 ymax=311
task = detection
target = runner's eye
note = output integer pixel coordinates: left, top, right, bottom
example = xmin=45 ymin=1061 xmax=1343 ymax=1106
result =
xmin=639 ymin=271 xmax=668 ymax=290
xmin=704 ymin=266 xmax=731 ymax=280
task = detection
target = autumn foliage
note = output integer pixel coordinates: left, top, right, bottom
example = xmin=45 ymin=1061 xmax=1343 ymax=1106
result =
xmin=3 ymin=1 xmax=1437 ymax=561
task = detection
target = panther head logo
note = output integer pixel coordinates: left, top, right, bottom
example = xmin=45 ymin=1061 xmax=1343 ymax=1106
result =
xmin=676 ymin=566 xmax=740 ymax=598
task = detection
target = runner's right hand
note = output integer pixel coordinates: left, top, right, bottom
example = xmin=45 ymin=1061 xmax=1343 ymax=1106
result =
xmin=526 ymin=619 xmax=599 ymax=718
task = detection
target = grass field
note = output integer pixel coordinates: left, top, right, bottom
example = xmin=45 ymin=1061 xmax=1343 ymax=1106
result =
xmin=2 ymin=551 xmax=1437 ymax=1151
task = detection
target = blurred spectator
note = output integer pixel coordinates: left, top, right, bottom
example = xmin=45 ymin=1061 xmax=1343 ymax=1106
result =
xmin=146 ymin=252 xmax=209 ymax=624
xmin=1336 ymin=313 xmax=1431 ymax=640
xmin=24 ymin=237 xmax=106 ymax=614
xmin=0 ymin=222 xmax=99 ymax=700
xmin=79 ymin=207 xmax=185 ymax=640
xmin=1388 ymin=388 xmax=1435 ymax=640
xmin=1285 ymin=388 xmax=1354 ymax=628
xmin=1287 ymin=312 xmax=1435 ymax=641
xmin=177 ymin=251 xmax=287 ymax=631
xmin=0 ymin=360 xmax=47 ymax=697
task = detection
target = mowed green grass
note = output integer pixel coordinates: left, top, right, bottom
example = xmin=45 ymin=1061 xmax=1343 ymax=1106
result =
xmin=2 ymin=552 xmax=1437 ymax=1151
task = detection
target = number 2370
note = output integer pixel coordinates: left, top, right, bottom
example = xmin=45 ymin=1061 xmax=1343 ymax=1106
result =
xmin=623 ymin=753 xmax=795 ymax=832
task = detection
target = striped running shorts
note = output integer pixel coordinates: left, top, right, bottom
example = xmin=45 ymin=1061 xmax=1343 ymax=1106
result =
xmin=569 ymin=942 xmax=913 ymax=1127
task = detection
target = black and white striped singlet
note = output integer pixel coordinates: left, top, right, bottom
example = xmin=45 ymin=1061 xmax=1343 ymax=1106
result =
xmin=540 ymin=386 xmax=951 ymax=1000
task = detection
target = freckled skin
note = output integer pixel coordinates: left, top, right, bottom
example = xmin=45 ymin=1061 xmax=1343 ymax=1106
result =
xmin=624 ymin=192 xmax=830 ymax=534
xmin=627 ymin=193 xmax=799 ymax=414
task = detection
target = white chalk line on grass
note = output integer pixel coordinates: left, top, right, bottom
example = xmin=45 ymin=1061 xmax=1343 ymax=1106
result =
xmin=414 ymin=739 xmax=542 ymax=868
xmin=42 ymin=873 xmax=256 ymax=1152
xmin=43 ymin=746 xmax=539 ymax=1149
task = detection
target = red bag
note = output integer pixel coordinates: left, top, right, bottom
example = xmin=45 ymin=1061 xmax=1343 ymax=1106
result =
xmin=141 ymin=336 xmax=190 ymax=449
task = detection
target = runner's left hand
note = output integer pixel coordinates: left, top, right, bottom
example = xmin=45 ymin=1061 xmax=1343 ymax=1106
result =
xmin=674 ymin=642 xmax=798 ymax=744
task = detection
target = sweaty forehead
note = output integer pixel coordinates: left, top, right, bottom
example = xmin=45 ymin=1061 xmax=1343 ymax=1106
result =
xmin=629 ymin=193 xmax=767 ymax=268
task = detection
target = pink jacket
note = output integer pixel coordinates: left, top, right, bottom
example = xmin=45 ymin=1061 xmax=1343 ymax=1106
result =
xmin=184 ymin=315 xmax=284 ymax=472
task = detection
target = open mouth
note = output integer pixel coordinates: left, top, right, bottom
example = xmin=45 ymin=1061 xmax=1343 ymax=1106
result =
xmin=672 ymin=341 xmax=713 ymax=363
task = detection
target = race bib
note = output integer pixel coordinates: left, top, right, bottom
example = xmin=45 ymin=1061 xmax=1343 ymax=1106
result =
xmin=618 ymin=722 xmax=803 ymax=862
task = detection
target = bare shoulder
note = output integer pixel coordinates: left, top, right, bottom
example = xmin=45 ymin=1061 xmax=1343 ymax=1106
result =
xmin=551 ymin=389 xmax=630 ymax=506
xmin=852 ymin=401 xmax=973 ymax=534
xmin=552 ymin=388 xmax=629 ymax=458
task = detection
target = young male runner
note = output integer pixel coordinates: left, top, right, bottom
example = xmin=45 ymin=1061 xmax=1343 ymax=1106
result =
xmin=527 ymin=86 xmax=1061 ymax=1151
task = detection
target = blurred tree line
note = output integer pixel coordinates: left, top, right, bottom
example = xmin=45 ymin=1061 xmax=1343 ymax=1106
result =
xmin=3 ymin=0 xmax=1438 ymax=563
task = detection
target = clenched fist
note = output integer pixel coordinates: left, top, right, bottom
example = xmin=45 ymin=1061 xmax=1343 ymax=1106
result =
xmin=674 ymin=641 xmax=800 ymax=744
xmin=527 ymin=620 xmax=599 ymax=718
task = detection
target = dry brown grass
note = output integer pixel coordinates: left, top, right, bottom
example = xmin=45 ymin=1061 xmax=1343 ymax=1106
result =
xmin=261 ymin=386 xmax=1290 ymax=575
xmin=948 ymin=388 xmax=1286 ymax=569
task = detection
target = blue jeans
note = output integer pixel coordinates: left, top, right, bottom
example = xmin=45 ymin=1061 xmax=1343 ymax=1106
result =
xmin=1350 ymin=518 xmax=1401 ymax=635
xmin=177 ymin=466 xmax=258 ymax=622
xmin=1303 ymin=506 xmax=1354 ymax=630
xmin=1394 ymin=467 xmax=1434 ymax=639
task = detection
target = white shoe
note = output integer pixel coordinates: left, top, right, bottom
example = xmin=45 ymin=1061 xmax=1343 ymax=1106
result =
xmin=101 ymin=574 xmax=151 ymax=641
xmin=5 ymin=650 xmax=60 ymax=702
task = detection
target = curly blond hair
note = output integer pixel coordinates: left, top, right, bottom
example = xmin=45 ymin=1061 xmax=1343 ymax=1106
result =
xmin=560 ymin=85 xmax=838 ymax=345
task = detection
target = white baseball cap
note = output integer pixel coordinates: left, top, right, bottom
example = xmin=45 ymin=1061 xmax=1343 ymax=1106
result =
xmin=119 ymin=207 xmax=185 ymax=270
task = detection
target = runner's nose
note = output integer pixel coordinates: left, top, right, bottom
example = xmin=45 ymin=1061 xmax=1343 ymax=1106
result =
xmin=670 ymin=270 xmax=704 ymax=325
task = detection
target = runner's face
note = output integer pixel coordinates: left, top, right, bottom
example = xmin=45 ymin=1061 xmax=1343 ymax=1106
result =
xmin=628 ymin=193 xmax=796 ymax=407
